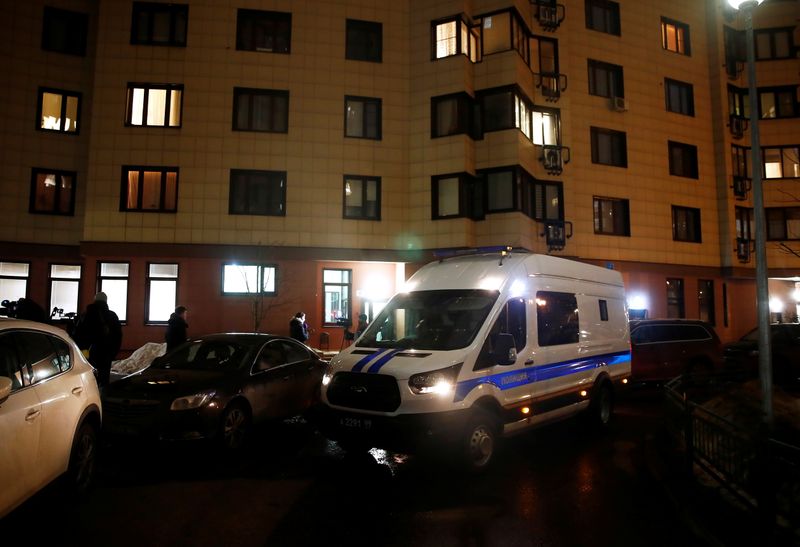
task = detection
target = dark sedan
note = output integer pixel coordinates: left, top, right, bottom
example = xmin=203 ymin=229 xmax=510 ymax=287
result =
xmin=723 ymin=323 xmax=800 ymax=386
xmin=102 ymin=333 xmax=326 ymax=449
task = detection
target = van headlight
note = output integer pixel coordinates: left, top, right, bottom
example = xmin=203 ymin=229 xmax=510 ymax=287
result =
xmin=170 ymin=390 xmax=215 ymax=411
xmin=409 ymin=364 xmax=462 ymax=395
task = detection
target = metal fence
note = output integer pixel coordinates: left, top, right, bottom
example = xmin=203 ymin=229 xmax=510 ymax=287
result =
xmin=664 ymin=376 xmax=800 ymax=535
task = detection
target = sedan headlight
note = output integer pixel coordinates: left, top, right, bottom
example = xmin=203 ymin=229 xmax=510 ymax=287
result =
xmin=408 ymin=364 xmax=462 ymax=395
xmin=170 ymin=390 xmax=216 ymax=411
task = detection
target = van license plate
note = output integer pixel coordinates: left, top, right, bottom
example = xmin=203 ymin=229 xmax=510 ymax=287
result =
xmin=340 ymin=417 xmax=372 ymax=430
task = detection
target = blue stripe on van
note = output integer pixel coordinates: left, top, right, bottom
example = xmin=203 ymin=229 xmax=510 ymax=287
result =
xmin=351 ymin=349 xmax=389 ymax=373
xmin=453 ymin=350 xmax=630 ymax=403
xmin=366 ymin=349 xmax=403 ymax=373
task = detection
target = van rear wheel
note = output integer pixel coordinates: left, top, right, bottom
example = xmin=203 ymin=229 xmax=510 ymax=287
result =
xmin=587 ymin=381 xmax=613 ymax=429
xmin=461 ymin=410 xmax=499 ymax=472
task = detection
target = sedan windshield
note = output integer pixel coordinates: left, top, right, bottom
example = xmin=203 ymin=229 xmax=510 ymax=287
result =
xmin=153 ymin=339 xmax=251 ymax=371
xmin=357 ymin=289 xmax=498 ymax=351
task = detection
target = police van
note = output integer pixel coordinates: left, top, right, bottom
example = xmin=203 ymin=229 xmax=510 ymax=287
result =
xmin=319 ymin=247 xmax=631 ymax=470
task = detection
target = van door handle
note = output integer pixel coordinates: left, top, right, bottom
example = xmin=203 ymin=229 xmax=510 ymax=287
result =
xmin=25 ymin=409 xmax=41 ymax=422
xmin=71 ymin=387 xmax=83 ymax=396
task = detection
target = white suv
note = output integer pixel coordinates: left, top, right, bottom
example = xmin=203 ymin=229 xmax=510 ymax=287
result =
xmin=0 ymin=318 xmax=102 ymax=518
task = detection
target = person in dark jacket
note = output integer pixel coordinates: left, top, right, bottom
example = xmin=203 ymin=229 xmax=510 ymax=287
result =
xmin=165 ymin=306 xmax=189 ymax=352
xmin=73 ymin=292 xmax=122 ymax=387
xmin=289 ymin=312 xmax=309 ymax=343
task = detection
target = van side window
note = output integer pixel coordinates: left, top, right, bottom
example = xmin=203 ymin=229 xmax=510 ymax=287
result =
xmin=474 ymin=298 xmax=526 ymax=370
xmin=536 ymin=291 xmax=579 ymax=346
xmin=599 ymin=300 xmax=608 ymax=321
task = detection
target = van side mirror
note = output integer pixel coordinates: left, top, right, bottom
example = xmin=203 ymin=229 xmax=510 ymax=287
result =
xmin=494 ymin=333 xmax=517 ymax=366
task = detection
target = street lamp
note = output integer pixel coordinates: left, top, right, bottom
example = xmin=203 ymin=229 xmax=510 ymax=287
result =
xmin=727 ymin=0 xmax=772 ymax=424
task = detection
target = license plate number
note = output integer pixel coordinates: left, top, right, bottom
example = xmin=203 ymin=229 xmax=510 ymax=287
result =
xmin=339 ymin=417 xmax=372 ymax=430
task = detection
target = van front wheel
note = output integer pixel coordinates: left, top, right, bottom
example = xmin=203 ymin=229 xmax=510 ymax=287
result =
xmin=461 ymin=410 xmax=499 ymax=472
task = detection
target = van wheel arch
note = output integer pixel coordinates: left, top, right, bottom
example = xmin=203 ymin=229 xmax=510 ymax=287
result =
xmin=585 ymin=375 xmax=614 ymax=429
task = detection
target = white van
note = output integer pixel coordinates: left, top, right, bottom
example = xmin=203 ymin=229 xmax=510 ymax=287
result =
xmin=319 ymin=248 xmax=631 ymax=470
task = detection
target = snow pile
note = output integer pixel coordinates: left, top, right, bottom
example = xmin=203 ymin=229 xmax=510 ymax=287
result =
xmin=111 ymin=342 xmax=166 ymax=375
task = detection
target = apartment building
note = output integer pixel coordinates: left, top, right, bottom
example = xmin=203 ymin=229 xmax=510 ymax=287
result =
xmin=1 ymin=0 xmax=798 ymax=351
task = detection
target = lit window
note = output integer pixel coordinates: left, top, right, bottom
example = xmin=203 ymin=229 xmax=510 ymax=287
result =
xmin=147 ymin=263 xmax=178 ymax=323
xmin=121 ymin=166 xmax=178 ymax=212
xmin=343 ymin=176 xmax=380 ymax=220
xmin=126 ymin=83 xmax=183 ymax=127
xmin=761 ymin=146 xmax=800 ymax=179
xmin=661 ymin=17 xmax=690 ymax=55
xmin=532 ymin=107 xmax=560 ymax=146
xmin=222 ymin=264 xmax=277 ymax=294
xmin=30 ymin=168 xmax=76 ymax=215
xmin=323 ymin=269 xmax=351 ymax=325
xmin=345 ymin=96 xmax=381 ymax=139
xmin=99 ymin=263 xmax=129 ymax=322
xmin=49 ymin=264 xmax=81 ymax=317
xmin=38 ymin=88 xmax=80 ymax=133
xmin=0 ymin=262 xmax=30 ymax=307
xmin=432 ymin=16 xmax=479 ymax=62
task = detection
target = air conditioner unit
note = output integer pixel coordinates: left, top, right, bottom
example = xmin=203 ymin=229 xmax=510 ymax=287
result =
xmin=610 ymin=96 xmax=628 ymax=112
xmin=736 ymin=238 xmax=752 ymax=263
xmin=732 ymin=176 xmax=751 ymax=200
xmin=542 ymin=147 xmax=563 ymax=172
xmin=538 ymin=6 xmax=559 ymax=27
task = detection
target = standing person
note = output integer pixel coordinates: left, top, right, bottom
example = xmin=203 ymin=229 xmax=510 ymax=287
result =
xmin=165 ymin=306 xmax=189 ymax=352
xmin=355 ymin=313 xmax=369 ymax=338
xmin=289 ymin=312 xmax=309 ymax=343
xmin=73 ymin=292 xmax=122 ymax=388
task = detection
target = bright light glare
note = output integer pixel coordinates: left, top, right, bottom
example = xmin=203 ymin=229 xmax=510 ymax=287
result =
xmin=726 ymin=0 xmax=764 ymax=9
xmin=627 ymin=294 xmax=648 ymax=310
xmin=769 ymin=298 xmax=784 ymax=313
xmin=478 ymin=276 xmax=503 ymax=291
xmin=322 ymin=373 xmax=332 ymax=386
xmin=509 ymin=279 xmax=526 ymax=297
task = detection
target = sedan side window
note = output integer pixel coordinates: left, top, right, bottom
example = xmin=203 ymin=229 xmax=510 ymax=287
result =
xmin=0 ymin=333 xmax=27 ymax=391
xmin=16 ymin=332 xmax=62 ymax=384
xmin=49 ymin=335 xmax=72 ymax=372
xmin=278 ymin=340 xmax=311 ymax=364
xmin=254 ymin=343 xmax=287 ymax=372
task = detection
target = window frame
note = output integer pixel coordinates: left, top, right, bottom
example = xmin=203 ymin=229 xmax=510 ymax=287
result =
xmin=593 ymin=196 xmax=630 ymax=236
xmin=761 ymin=145 xmax=800 ymax=180
xmin=735 ymin=206 xmax=754 ymax=241
xmin=698 ymin=279 xmax=715 ymax=326
xmin=29 ymin=167 xmax=77 ymax=216
xmin=98 ymin=262 xmax=130 ymax=322
xmin=48 ymin=263 xmax=81 ymax=318
xmin=0 ymin=262 xmax=31 ymax=306
xmin=235 ymin=9 xmax=291 ymax=54
xmin=41 ymin=6 xmax=88 ymax=57
xmin=232 ymin=87 xmax=289 ymax=133
xmin=757 ymin=86 xmax=799 ymax=120
xmin=665 ymin=78 xmax=695 ymax=116
xmin=36 ymin=87 xmax=81 ymax=135
xmin=145 ymin=263 xmax=178 ymax=325
xmin=125 ymin=83 xmax=183 ymax=128
xmin=431 ymin=172 xmax=485 ymax=220
xmin=766 ymin=207 xmax=800 ymax=241
xmin=344 ymin=96 xmax=382 ymax=140
xmin=584 ymin=0 xmax=621 ymax=36
xmin=666 ymin=278 xmax=685 ymax=319
xmin=229 ymin=169 xmax=286 ymax=217
xmin=590 ymin=126 xmax=628 ymax=167
xmin=668 ymin=140 xmax=699 ymax=179
xmin=130 ymin=2 xmax=188 ymax=47
xmin=588 ymin=59 xmax=624 ymax=99
xmin=431 ymin=15 xmax=481 ymax=62
xmin=345 ymin=19 xmax=382 ymax=63
xmin=343 ymin=175 xmax=381 ymax=221
xmin=672 ymin=205 xmax=702 ymax=243
xmin=431 ymin=92 xmax=479 ymax=139
xmin=322 ymin=268 xmax=352 ymax=326
xmin=221 ymin=263 xmax=278 ymax=296
xmin=661 ymin=17 xmax=691 ymax=56
xmin=754 ymin=27 xmax=794 ymax=61
xmin=476 ymin=8 xmax=531 ymax=65
xmin=120 ymin=166 xmax=179 ymax=213
xmin=536 ymin=291 xmax=580 ymax=347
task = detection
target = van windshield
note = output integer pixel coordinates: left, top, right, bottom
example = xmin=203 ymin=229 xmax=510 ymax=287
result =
xmin=356 ymin=289 xmax=498 ymax=351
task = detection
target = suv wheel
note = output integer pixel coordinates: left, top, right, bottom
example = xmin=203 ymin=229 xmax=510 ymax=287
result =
xmin=66 ymin=421 xmax=98 ymax=494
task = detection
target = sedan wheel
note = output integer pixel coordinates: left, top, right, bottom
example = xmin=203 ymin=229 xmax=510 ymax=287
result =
xmin=68 ymin=422 xmax=98 ymax=494
xmin=221 ymin=404 xmax=250 ymax=450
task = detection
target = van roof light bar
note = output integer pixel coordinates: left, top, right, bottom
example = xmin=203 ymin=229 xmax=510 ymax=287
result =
xmin=433 ymin=245 xmax=516 ymax=263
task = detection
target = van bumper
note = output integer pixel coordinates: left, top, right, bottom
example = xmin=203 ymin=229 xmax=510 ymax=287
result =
xmin=312 ymin=404 xmax=470 ymax=453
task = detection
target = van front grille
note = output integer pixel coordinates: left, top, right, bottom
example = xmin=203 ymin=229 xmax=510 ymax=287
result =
xmin=326 ymin=372 xmax=400 ymax=412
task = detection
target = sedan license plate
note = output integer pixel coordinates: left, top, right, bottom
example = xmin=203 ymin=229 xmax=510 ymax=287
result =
xmin=339 ymin=416 xmax=372 ymax=431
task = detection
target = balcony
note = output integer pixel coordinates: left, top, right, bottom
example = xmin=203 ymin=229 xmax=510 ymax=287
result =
xmin=534 ymin=72 xmax=568 ymax=102
xmin=540 ymin=145 xmax=570 ymax=175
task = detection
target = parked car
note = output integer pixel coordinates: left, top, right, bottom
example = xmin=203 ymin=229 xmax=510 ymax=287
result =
xmin=629 ymin=319 xmax=722 ymax=383
xmin=101 ymin=333 xmax=326 ymax=449
xmin=0 ymin=318 xmax=102 ymax=518
xmin=723 ymin=323 xmax=800 ymax=386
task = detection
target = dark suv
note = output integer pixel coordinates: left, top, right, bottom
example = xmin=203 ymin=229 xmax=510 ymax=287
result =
xmin=723 ymin=323 xmax=800 ymax=386
xmin=629 ymin=319 xmax=723 ymax=383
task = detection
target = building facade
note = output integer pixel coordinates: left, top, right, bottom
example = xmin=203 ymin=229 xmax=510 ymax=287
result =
xmin=1 ymin=0 xmax=798 ymax=351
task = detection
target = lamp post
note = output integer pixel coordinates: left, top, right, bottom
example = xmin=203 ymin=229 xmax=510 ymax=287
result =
xmin=727 ymin=0 xmax=772 ymax=424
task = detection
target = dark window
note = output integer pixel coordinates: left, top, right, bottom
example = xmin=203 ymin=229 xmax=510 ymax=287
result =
xmin=343 ymin=176 xmax=380 ymax=220
xmin=672 ymin=205 xmax=701 ymax=243
xmin=732 ymin=145 xmax=752 ymax=179
xmin=431 ymin=16 xmax=480 ymax=62
xmin=126 ymin=83 xmax=183 ymax=127
xmin=482 ymin=168 xmax=518 ymax=213
xmin=531 ymin=35 xmax=559 ymax=79
xmin=475 ymin=298 xmax=526 ymax=369
xmin=728 ymin=84 xmax=750 ymax=119
xmin=431 ymin=173 xmax=484 ymax=220
xmin=232 ymin=88 xmax=289 ymax=133
xmin=599 ymin=300 xmax=609 ymax=321
xmin=229 ymin=169 xmax=286 ymax=216
xmin=668 ymin=141 xmax=699 ymax=179
xmin=131 ymin=2 xmax=188 ymax=46
xmin=236 ymin=9 xmax=291 ymax=53
xmin=723 ymin=283 xmax=728 ymax=327
xmin=762 ymin=146 xmax=800 ymax=179
xmin=591 ymin=126 xmax=627 ymax=167
xmin=42 ymin=6 xmax=88 ymax=56
xmin=30 ymin=168 xmax=76 ymax=216
xmin=754 ymin=27 xmax=794 ymax=60
xmin=766 ymin=207 xmax=800 ymax=240
xmin=724 ymin=26 xmax=746 ymax=78
xmin=346 ymin=19 xmax=382 ymax=62
xmin=479 ymin=86 xmax=535 ymax=140
xmin=735 ymin=206 xmax=753 ymax=240
xmin=661 ymin=17 xmax=690 ymax=55
xmin=665 ymin=78 xmax=694 ymax=116
xmin=666 ymin=278 xmax=685 ymax=319
xmin=431 ymin=92 xmax=478 ymax=139
xmin=588 ymin=59 xmax=624 ymax=98
xmin=37 ymin=88 xmax=80 ymax=134
xmin=323 ymin=269 xmax=351 ymax=325
xmin=120 ymin=166 xmax=178 ymax=212
xmin=698 ymin=280 xmax=715 ymax=326
xmin=593 ymin=196 xmax=630 ymax=236
xmin=345 ymin=96 xmax=381 ymax=139
xmin=536 ymin=291 xmax=579 ymax=347
xmin=521 ymin=173 xmax=563 ymax=221
xmin=0 ymin=333 xmax=25 ymax=390
xmin=758 ymin=86 xmax=798 ymax=119
xmin=585 ymin=0 xmax=620 ymax=36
